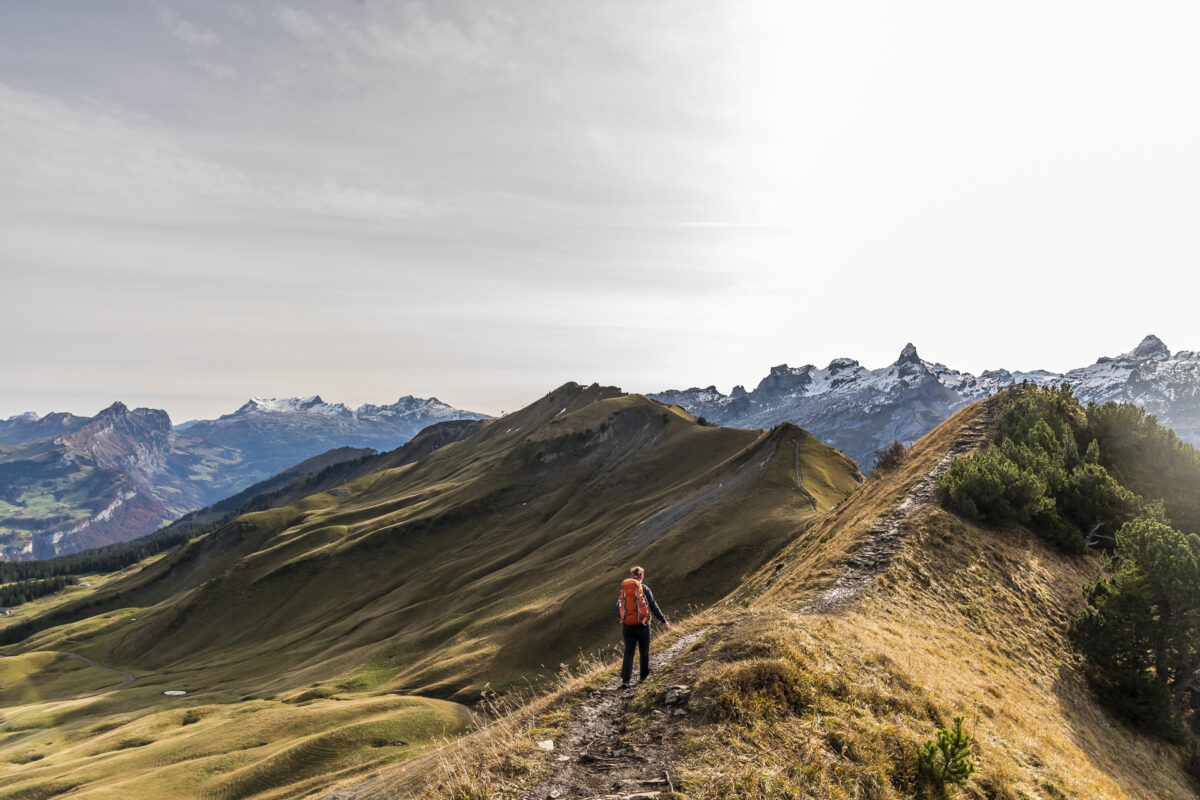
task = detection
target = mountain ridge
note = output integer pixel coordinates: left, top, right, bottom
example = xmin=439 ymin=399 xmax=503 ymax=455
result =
xmin=652 ymin=334 xmax=1200 ymax=470
xmin=0 ymin=394 xmax=491 ymax=559
xmin=9 ymin=382 xmax=861 ymax=701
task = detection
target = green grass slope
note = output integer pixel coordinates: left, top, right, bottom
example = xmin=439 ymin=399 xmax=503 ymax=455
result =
xmin=0 ymin=382 xmax=859 ymax=800
xmin=379 ymin=396 xmax=1199 ymax=800
xmin=18 ymin=383 xmax=859 ymax=701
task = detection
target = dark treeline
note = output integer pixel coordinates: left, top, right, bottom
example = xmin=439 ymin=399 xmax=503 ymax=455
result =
xmin=0 ymin=575 xmax=76 ymax=607
xmin=0 ymin=520 xmax=224 ymax=584
xmin=0 ymin=519 xmax=225 ymax=645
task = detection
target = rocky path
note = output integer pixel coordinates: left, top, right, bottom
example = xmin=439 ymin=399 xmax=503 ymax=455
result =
xmin=328 ymin=408 xmax=997 ymax=800
xmin=522 ymin=629 xmax=707 ymax=800
xmin=802 ymin=407 xmax=995 ymax=613
xmin=513 ymin=409 xmax=996 ymax=797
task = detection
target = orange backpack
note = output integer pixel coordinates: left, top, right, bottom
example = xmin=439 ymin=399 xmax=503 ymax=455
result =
xmin=618 ymin=578 xmax=650 ymax=625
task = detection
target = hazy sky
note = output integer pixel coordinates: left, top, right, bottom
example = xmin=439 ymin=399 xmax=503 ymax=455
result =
xmin=3 ymin=1 xmax=1198 ymax=421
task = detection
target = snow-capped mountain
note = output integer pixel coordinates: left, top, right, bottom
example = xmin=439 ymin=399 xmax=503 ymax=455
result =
xmin=233 ymin=395 xmax=352 ymax=415
xmin=179 ymin=394 xmax=492 ymax=481
xmin=651 ymin=335 xmax=1200 ymax=472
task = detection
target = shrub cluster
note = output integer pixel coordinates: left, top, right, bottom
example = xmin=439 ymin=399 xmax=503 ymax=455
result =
xmin=938 ymin=385 xmax=1200 ymax=743
xmin=937 ymin=386 xmax=1143 ymax=552
xmin=871 ymin=440 xmax=907 ymax=474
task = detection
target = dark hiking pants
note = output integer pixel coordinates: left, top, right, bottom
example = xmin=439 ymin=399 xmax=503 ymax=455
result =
xmin=621 ymin=623 xmax=651 ymax=683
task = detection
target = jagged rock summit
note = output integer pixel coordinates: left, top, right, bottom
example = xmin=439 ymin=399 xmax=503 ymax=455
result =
xmin=653 ymin=335 xmax=1200 ymax=471
xmin=1129 ymin=333 xmax=1172 ymax=361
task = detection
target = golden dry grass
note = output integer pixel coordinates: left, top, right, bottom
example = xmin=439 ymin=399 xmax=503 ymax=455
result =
xmin=667 ymin=398 xmax=1196 ymax=800
xmin=379 ymin=396 xmax=1197 ymax=799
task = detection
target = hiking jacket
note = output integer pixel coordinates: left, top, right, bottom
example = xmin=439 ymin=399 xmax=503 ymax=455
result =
xmin=636 ymin=584 xmax=668 ymax=626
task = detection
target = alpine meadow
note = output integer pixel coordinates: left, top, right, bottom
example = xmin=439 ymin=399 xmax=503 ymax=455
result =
xmin=4 ymin=3 xmax=1200 ymax=800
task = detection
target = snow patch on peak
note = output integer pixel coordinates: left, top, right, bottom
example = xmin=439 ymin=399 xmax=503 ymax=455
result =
xmin=237 ymin=396 xmax=350 ymax=416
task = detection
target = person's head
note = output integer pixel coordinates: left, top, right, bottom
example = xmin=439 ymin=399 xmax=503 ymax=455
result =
xmin=630 ymin=565 xmax=644 ymax=579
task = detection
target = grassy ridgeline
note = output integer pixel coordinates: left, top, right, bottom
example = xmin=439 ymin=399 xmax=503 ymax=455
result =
xmin=0 ymin=384 xmax=860 ymax=799
xmin=377 ymin=399 xmax=1200 ymax=800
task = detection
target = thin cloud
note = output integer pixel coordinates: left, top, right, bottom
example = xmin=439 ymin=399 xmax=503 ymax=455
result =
xmin=158 ymin=6 xmax=220 ymax=47
xmin=199 ymin=61 xmax=238 ymax=80
xmin=275 ymin=6 xmax=325 ymax=44
xmin=0 ymin=82 xmax=429 ymax=226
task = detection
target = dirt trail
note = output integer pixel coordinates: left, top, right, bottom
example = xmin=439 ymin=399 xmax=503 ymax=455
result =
xmin=328 ymin=408 xmax=996 ymax=800
xmin=61 ymin=650 xmax=136 ymax=689
xmin=802 ymin=407 xmax=995 ymax=614
xmin=513 ymin=409 xmax=995 ymax=797
xmin=522 ymin=628 xmax=707 ymax=800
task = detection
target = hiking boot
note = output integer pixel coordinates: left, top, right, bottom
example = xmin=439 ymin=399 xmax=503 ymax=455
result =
xmin=620 ymin=681 xmax=630 ymax=689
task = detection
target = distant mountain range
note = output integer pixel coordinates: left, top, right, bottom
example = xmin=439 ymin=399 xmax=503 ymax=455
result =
xmin=5 ymin=336 xmax=1196 ymax=560
xmin=12 ymin=383 xmax=860 ymax=703
xmin=176 ymin=394 xmax=491 ymax=478
xmin=0 ymin=395 xmax=491 ymax=559
xmin=651 ymin=335 xmax=1200 ymax=471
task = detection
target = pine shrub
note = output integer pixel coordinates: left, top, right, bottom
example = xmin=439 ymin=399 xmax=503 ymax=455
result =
xmin=872 ymin=440 xmax=907 ymax=473
xmin=918 ymin=715 xmax=975 ymax=791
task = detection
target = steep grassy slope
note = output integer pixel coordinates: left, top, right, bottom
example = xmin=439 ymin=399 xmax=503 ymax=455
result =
xmin=0 ymin=383 xmax=859 ymax=799
xmin=367 ymin=397 xmax=1198 ymax=800
xmin=670 ymin=404 xmax=1196 ymax=798
xmin=19 ymin=384 xmax=859 ymax=699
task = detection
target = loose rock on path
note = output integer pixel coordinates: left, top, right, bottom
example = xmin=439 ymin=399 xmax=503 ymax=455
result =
xmin=523 ymin=629 xmax=707 ymax=800
xmin=802 ymin=407 xmax=995 ymax=614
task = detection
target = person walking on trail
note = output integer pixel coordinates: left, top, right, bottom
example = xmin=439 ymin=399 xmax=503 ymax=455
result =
xmin=617 ymin=565 xmax=670 ymax=689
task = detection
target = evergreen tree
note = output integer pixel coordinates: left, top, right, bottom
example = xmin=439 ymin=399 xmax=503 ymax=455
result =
xmin=918 ymin=715 xmax=975 ymax=790
xmin=1070 ymin=518 xmax=1200 ymax=739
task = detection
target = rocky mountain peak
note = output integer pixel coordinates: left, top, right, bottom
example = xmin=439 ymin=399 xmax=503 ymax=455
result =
xmin=896 ymin=343 xmax=922 ymax=366
xmin=756 ymin=364 xmax=815 ymax=396
xmin=651 ymin=337 xmax=1200 ymax=475
xmin=1129 ymin=334 xmax=1170 ymax=362
xmin=97 ymin=401 xmax=130 ymax=418
xmin=83 ymin=403 xmax=172 ymax=437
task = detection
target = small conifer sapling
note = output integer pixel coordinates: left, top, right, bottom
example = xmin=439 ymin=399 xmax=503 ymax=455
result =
xmin=918 ymin=715 xmax=975 ymax=790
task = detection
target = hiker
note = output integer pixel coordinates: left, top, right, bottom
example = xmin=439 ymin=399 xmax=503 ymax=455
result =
xmin=617 ymin=565 xmax=670 ymax=689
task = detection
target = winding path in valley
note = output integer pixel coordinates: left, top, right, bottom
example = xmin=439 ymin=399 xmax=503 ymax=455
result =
xmin=62 ymin=651 xmax=136 ymax=689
